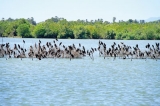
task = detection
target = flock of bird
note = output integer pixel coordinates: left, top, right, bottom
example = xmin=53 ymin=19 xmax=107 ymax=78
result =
xmin=0 ymin=38 xmax=160 ymax=61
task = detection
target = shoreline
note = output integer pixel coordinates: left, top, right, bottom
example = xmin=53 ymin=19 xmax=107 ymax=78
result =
xmin=0 ymin=37 xmax=158 ymax=40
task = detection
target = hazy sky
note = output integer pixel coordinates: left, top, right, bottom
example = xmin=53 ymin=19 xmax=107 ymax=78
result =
xmin=0 ymin=0 xmax=159 ymax=22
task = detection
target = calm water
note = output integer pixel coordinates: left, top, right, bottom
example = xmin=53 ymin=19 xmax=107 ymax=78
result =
xmin=0 ymin=38 xmax=160 ymax=106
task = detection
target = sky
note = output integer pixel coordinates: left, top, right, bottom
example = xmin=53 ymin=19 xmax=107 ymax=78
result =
xmin=0 ymin=0 xmax=160 ymax=22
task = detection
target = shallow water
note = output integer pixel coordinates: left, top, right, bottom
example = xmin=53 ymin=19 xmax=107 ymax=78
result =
xmin=0 ymin=38 xmax=160 ymax=106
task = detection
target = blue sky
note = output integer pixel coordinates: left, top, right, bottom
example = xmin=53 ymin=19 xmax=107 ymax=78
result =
xmin=0 ymin=0 xmax=159 ymax=22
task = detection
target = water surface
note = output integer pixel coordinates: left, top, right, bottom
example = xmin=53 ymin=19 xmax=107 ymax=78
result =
xmin=0 ymin=38 xmax=160 ymax=106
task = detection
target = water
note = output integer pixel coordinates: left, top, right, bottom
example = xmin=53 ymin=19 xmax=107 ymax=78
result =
xmin=0 ymin=38 xmax=160 ymax=106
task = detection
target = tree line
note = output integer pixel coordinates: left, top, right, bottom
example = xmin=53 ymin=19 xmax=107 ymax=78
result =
xmin=0 ymin=17 xmax=160 ymax=40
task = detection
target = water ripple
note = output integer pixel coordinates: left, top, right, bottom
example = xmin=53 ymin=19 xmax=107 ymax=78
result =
xmin=0 ymin=39 xmax=160 ymax=106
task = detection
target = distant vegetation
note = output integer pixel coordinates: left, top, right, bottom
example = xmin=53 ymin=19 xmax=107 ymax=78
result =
xmin=0 ymin=16 xmax=160 ymax=40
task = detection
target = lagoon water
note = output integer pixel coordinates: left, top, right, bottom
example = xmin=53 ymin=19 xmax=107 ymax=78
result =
xmin=0 ymin=38 xmax=160 ymax=106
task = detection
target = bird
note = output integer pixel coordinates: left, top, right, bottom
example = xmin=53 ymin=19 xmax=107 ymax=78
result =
xmin=59 ymin=42 xmax=62 ymax=46
xmin=56 ymin=38 xmax=58 ymax=41
xmin=1 ymin=40 xmax=159 ymax=61
xmin=136 ymin=44 xmax=138 ymax=48
xmin=18 ymin=44 xmax=20 ymax=49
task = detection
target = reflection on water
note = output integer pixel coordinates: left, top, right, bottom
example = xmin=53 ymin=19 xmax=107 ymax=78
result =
xmin=0 ymin=38 xmax=160 ymax=105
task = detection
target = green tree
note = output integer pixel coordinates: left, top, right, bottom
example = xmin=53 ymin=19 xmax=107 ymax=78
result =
xmin=0 ymin=22 xmax=6 ymax=37
xmin=105 ymin=30 xmax=116 ymax=39
xmin=33 ymin=24 xmax=46 ymax=38
xmin=113 ymin=17 xmax=116 ymax=23
xmin=1 ymin=17 xmax=160 ymax=40
xmin=17 ymin=24 xmax=31 ymax=38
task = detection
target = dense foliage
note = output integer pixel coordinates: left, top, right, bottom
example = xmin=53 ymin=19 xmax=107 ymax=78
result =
xmin=0 ymin=17 xmax=160 ymax=40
